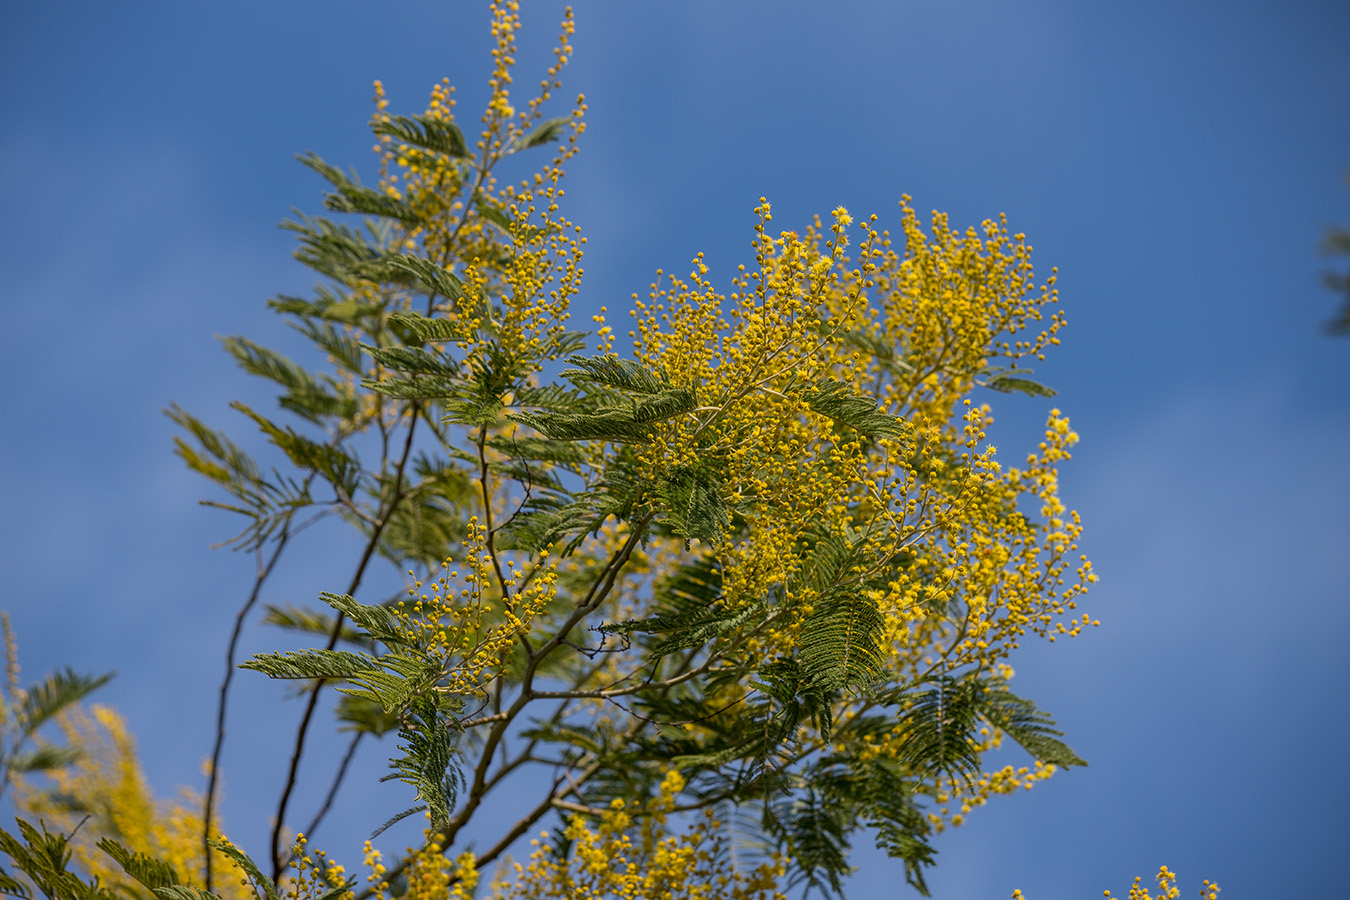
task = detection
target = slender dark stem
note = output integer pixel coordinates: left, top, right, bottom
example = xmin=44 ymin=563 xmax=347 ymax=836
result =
xmin=269 ymin=408 xmax=421 ymax=881
xmin=202 ymin=523 xmax=294 ymax=893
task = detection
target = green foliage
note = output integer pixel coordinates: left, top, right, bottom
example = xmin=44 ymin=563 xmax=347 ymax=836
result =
xmin=977 ymin=365 xmax=1057 ymax=398
xmin=797 ymin=593 xmax=885 ymax=693
xmin=16 ymin=672 xmax=113 ymax=741
xmin=376 ymin=697 xmax=462 ymax=837
xmin=0 ymin=620 xmax=113 ymax=802
xmin=0 ymin=820 xmax=118 ymax=900
xmin=509 ymin=116 xmax=571 ymax=153
xmin=369 ymin=114 xmax=468 ymax=160
xmin=96 ymin=839 xmax=179 ymax=894
xmin=805 ymin=381 xmax=910 ymax=441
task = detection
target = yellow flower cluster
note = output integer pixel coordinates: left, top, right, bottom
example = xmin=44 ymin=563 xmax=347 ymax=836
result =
xmin=493 ymin=771 xmax=785 ymax=900
xmin=619 ymin=195 xmax=1093 ymax=653
xmin=927 ymin=761 xmax=1059 ymax=832
xmin=363 ymin=2 xmax=587 ymax=417
xmin=361 ymin=837 xmax=477 ymax=900
xmin=1009 ymin=866 xmax=1219 ymax=900
xmin=601 ymin=195 xmax=1097 ymax=836
xmin=397 ymin=516 xmax=558 ymax=697
xmin=12 ymin=705 xmax=253 ymax=900
xmin=282 ymin=834 xmax=353 ymax=900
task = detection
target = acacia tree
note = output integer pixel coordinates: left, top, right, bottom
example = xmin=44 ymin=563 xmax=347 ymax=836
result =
xmin=1 ymin=3 xmax=1201 ymax=899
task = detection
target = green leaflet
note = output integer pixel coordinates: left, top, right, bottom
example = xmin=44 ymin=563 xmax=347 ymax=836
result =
xmin=336 ymin=694 xmax=402 ymax=738
xmin=153 ymin=888 xmax=227 ymax=900
xmin=387 ymin=312 xmax=471 ymax=344
xmin=979 ymin=365 xmax=1057 ymax=397
xmin=231 ymin=403 xmax=360 ymax=495
xmin=657 ymin=465 xmax=730 ymax=548
xmin=98 ymin=838 xmax=180 ymax=893
xmin=351 ymin=253 xmax=466 ymax=304
xmin=512 ymin=353 xmax=699 ymax=442
xmin=511 ymin=389 xmax=698 ymax=442
xmin=220 ymin=336 xmax=355 ymax=424
xmin=370 ymin=114 xmax=469 ymax=160
xmin=379 ymin=696 xmax=461 ymax=834
xmin=239 ymin=648 xmax=376 ymax=681
xmin=17 ymin=668 xmax=113 ymax=738
xmin=261 ymin=604 xmax=371 ymax=648
xmin=561 ymin=354 xmax=672 ymax=395
xmin=166 ymin=405 xmax=261 ymax=488
xmin=168 ymin=405 xmax=315 ymax=552
xmin=7 ymin=746 xmax=80 ymax=775
xmin=288 ymin=317 xmax=365 ymax=375
xmin=984 ymin=375 xmax=1057 ymax=397
xmin=805 ymin=381 xmax=909 ymax=441
xmin=0 ymin=820 xmax=120 ymax=900
xmin=359 ymin=338 xmax=464 ymax=402
xmin=362 ymin=344 xmax=460 ymax=377
xmin=281 ymin=213 xmax=384 ymax=285
xmin=318 ymin=593 xmax=405 ymax=645
xmin=509 ymin=115 xmax=571 ymax=153
xmin=298 ymin=150 xmax=423 ymax=227
xmin=798 ymin=592 xmax=886 ymax=693
xmin=364 ymin=375 xmax=459 ymax=401
xmin=971 ymin=681 xmax=1086 ymax=768
xmin=768 ymin=790 xmax=851 ymax=898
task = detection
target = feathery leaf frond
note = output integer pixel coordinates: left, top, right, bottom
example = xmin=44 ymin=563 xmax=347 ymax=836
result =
xmin=370 ymin=114 xmax=469 ymax=160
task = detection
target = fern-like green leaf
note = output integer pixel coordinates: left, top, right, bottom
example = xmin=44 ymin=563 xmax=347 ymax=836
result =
xmin=512 ymin=386 xmax=698 ymax=443
xmin=658 ymin=465 xmax=730 ymax=549
xmin=318 ymin=593 xmax=405 ymax=645
xmin=281 ymin=214 xmax=385 ymax=285
xmin=352 ymin=253 xmax=466 ymax=305
xmin=381 ymin=697 xmax=461 ymax=832
xmin=362 ymin=344 xmax=460 ymax=377
xmin=335 ymin=694 xmax=401 ymax=737
xmin=972 ymin=682 xmax=1086 ymax=768
xmin=231 ymin=403 xmax=360 ymax=493
xmin=561 ymin=354 xmax=671 ymax=395
xmin=893 ymin=678 xmax=983 ymax=788
xmin=510 ymin=116 xmax=571 ymax=152
xmin=19 ymin=668 xmax=113 ymax=737
xmin=239 ymin=649 xmax=376 ymax=681
xmin=387 ymin=312 xmax=471 ymax=344
xmin=805 ymin=381 xmax=909 ymax=440
xmin=768 ymin=792 xmax=851 ymax=898
xmin=370 ymin=114 xmax=468 ymax=160
xmin=798 ymin=593 xmax=885 ymax=693
xmin=261 ymin=605 xmax=370 ymax=648
xmin=0 ymin=820 xmax=119 ymax=900
xmin=167 ymin=406 xmax=262 ymax=489
xmin=0 ymin=868 xmax=28 ymax=900
xmin=602 ymin=598 xmax=767 ymax=659
xmin=7 ymin=746 xmax=81 ymax=774
xmin=984 ymin=374 xmax=1056 ymax=397
xmin=97 ymin=838 xmax=179 ymax=893
xmin=297 ymin=151 xmax=423 ymax=227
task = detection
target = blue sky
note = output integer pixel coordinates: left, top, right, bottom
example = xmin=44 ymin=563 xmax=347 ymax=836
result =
xmin=3 ymin=0 xmax=1348 ymax=896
